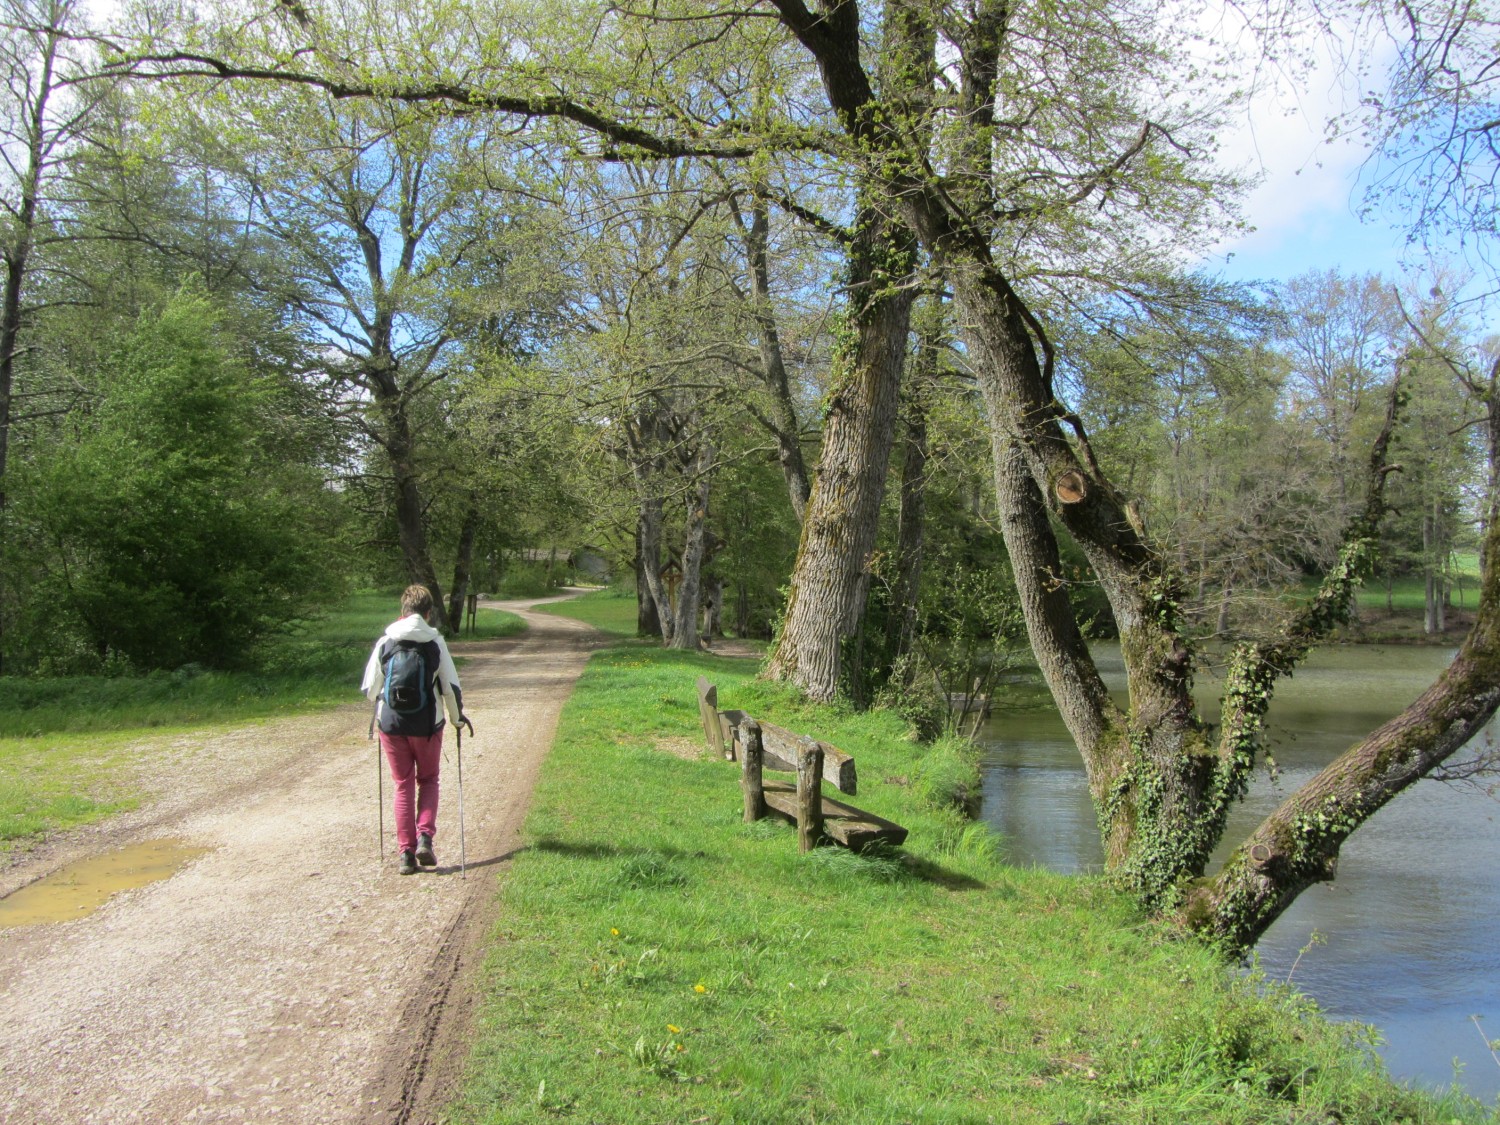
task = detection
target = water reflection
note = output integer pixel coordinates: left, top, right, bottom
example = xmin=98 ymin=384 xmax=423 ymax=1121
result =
xmin=978 ymin=644 xmax=1500 ymax=1103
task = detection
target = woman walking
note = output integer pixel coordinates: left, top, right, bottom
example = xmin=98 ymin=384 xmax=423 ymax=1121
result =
xmin=361 ymin=585 xmax=471 ymax=874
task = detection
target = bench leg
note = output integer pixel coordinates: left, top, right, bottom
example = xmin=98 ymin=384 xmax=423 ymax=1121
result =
xmin=739 ymin=719 xmax=765 ymax=822
xmin=796 ymin=740 xmax=824 ymax=852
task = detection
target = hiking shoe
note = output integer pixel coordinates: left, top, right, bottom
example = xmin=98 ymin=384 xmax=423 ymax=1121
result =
xmin=416 ymin=834 xmax=437 ymax=867
xmin=398 ymin=850 xmax=418 ymax=876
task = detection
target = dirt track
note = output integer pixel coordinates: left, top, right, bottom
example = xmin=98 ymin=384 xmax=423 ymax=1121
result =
xmin=0 ymin=595 xmax=600 ymax=1124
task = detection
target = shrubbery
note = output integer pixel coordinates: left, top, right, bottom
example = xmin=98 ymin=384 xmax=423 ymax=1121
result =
xmin=3 ymin=289 xmax=346 ymax=673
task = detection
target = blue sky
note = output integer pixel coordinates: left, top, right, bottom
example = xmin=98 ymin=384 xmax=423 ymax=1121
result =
xmin=1206 ymin=174 xmax=1416 ymax=286
xmin=1203 ymin=123 xmax=1420 ymax=287
xmin=1195 ymin=27 xmax=1452 ymax=292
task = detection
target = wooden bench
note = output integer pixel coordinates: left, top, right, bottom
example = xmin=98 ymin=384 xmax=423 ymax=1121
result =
xmin=697 ymin=678 xmax=857 ymax=792
xmin=696 ymin=677 xmax=907 ymax=853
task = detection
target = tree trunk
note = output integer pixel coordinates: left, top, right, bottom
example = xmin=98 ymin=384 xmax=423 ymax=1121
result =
xmin=938 ymin=208 xmax=1408 ymax=909
xmin=0 ymin=15 xmax=61 ymax=673
xmin=1187 ymin=513 xmax=1500 ymax=950
xmin=774 ymin=0 xmax=1482 ymax=939
xmin=377 ymin=390 xmax=449 ymax=631
xmin=702 ymin=575 xmax=724 ymax=641
xmin=745 ymin=196 xmax=812 ymax=522
xmin=0 ymin=249 xmax=26 ymax=515
xmin=1423 ymin=511 xmax=1438 ymax=634
xmin=735 ymin=577 xmax=751 ymax=638
xmin=670 ymin=442 xmax=715 ymax=650
xmin=885 ymin=305 xmax=939 ymax=675
xmin=446 ymin=500 xmax=481 ymax=629
xmin=762 ymin=203 xmax=917 ymax=701
xmin=991 ymin=433 xmax=1133 ymax=846
xmin=635 ymin=519 xmax=662 ymax=638
xmin=636 ymin=493 xmax=673 ymax=643
xmin=0 ymin=12 xmax=56 ymax=514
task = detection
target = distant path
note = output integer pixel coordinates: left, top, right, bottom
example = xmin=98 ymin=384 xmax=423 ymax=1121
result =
xmin=0 ymin=593 xmax=601 ymax=1124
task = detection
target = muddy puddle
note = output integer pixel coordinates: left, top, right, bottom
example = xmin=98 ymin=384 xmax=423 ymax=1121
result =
xmin=0 ymin=839 xmax=210 ymax=928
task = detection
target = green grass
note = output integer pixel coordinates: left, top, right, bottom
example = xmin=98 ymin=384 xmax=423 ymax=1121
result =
xmin=449 ymin=646 xmax=1496 ymax=1124
xmin=0 ymin=591 xmax=525 ymax=846
xmin=535 ymin=587 xmax=643 ymax=637
xmin=0 ymin=758 xmax=130 ymax=843
xmin=1355 ymin=553 xmax=1483 ymax=617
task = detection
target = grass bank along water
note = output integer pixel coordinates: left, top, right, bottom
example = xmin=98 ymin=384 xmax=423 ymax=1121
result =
xmin=449 ymin=616 xmax=1495 ymax=1122
xmin=0 ymin=592 xmax=524 ymax=849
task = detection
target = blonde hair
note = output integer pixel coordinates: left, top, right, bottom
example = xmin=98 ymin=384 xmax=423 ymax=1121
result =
xmin=400 ymin=584 xmax=434 ymax=618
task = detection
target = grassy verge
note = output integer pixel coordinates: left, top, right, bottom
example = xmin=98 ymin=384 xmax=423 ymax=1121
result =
xmin=533 ymin=587 xmax=642 ymax=637
xmin=1350 ymin=554 xmax=1483 ymax=642
xmin=0 ymin=592 xmax=524 ymax=847
xmin=537 ymin=588 xmax=772 ymax=657
xmin=0 ymin=732 xmax=142 ymax=843
xmin=449 ymin=645 xmax=1493 ymax=1124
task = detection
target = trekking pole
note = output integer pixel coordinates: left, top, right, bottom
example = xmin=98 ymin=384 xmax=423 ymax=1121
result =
xmin=370 ymin=698 xmax=383 ymax=861
xmin=456 ymin=717 xmax=474 ymax=878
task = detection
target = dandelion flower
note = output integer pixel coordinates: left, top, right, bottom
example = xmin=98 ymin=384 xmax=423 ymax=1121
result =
xmin=694 ymin=983 xmax=706 ymax=994
xmin=610 ymin=928 xmax=620 ymax=937
xmin=667 ymin=1024 xmax=681 ymax=1034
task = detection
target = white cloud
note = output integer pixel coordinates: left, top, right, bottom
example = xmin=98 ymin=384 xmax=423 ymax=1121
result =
xmin=1197 ymin=11 xmax=1409 ymax=280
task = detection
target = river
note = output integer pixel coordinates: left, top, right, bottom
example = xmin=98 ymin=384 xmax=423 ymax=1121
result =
xmin=977 ymin=643 xmax=1500 ymax=1104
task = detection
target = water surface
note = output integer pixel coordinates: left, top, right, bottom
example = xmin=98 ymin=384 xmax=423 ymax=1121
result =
xmin=0 ymin=839 xmax=210 ymax=928
xmin=978 ymin=644 xmax=1500 ymax=1103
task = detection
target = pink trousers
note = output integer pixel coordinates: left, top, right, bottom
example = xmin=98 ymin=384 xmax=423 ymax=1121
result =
xmin=380 ymin=730 xmax=442 ymax=853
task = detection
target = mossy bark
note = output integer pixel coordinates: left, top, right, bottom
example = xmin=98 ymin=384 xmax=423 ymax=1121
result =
xmin=764 ymin=0 xmax=935 ymax=704
xmin=767 ymin=0 xmax=1500 ymax=948
xmin=953 ymin=257 xmax=1207 ymax=894
xmin=762 ymin=204 xmax=917 ymax=702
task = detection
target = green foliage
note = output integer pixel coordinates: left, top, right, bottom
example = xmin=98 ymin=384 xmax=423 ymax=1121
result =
xmin=493 ymin=561 xmax=562 ymax=599
xmin=866 ymin=543 xmax=1027 ymax=737
xmin=854 ymin=376 xmax=1029 ymax=724
xmin=1370 ymin=298 xmax=1480 ymax=628
xmin=5 ymin=289 xmax=346 ymax=672
xmin=711 ymin=449 xmax=801 ymax=641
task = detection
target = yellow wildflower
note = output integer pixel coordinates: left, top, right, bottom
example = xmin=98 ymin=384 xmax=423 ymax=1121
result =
xmin=667 ymin=1024 xmax=681 ymax=1034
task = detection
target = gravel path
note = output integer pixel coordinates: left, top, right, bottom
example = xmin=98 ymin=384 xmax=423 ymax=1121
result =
xmin=0 ymin=596 xmax=600 ymax=1124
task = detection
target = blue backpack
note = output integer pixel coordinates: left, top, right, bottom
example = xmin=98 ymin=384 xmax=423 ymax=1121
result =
xmin=382 ymin=642 xmax=431 ymax=715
